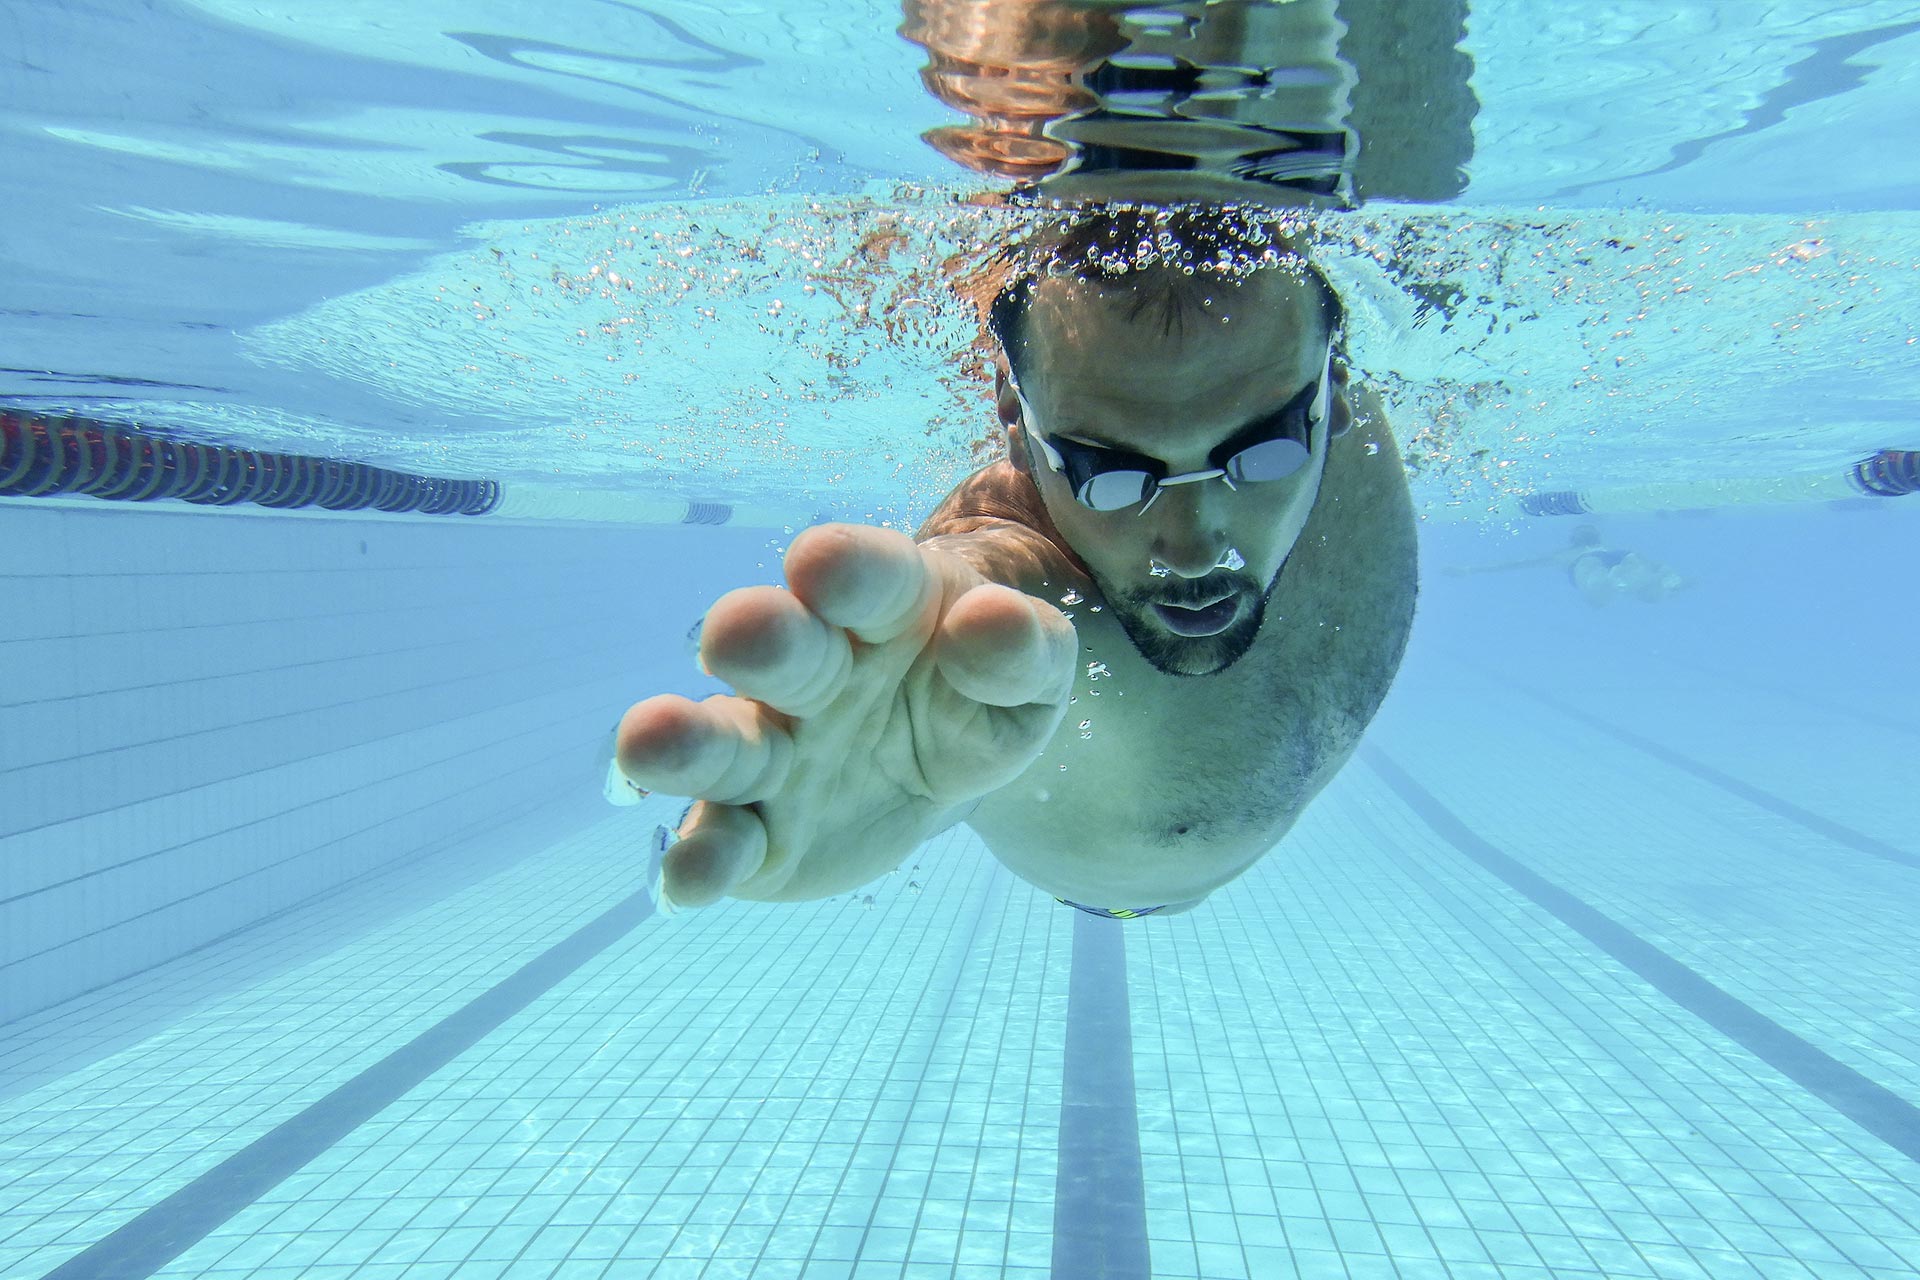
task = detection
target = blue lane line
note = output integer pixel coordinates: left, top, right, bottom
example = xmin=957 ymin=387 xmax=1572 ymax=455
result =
xmin=1052 ymin=911 xmax=1152 ymax=1280
xmin=1657 ymin=652 xmax=1920 ymax=745
xmin=40 ymin=887 xmax=657 ymax=1280
xmin=1364 ymin=745 xmax=1920 ymax=1168
xmin=1513 ymin=682 xmax=1920 ymax=874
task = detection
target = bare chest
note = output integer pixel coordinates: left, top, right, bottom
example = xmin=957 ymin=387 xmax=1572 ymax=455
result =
xmin=966 ymin=609 xmax=1330 ymax=903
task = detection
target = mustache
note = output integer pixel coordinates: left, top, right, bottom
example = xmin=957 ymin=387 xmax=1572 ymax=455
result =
xmin=1129 ymin=573 xmax=1257 ymax=609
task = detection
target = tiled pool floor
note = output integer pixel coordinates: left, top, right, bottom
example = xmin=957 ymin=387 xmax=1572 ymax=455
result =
xmin=2 ymin=652 xmax=1916 ymax=1280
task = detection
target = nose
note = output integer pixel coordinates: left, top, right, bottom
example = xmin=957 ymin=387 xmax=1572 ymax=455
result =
xmin=1145 ymin=482 xmax=1231 ymax=578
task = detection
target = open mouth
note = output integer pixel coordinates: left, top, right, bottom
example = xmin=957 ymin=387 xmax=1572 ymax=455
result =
xmin=1151 ymin=596 xmax=1238 ymax=637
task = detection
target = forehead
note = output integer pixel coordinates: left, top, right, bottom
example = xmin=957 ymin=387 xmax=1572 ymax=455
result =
xmin=1017 ymin=267 xmax=1328 ymax=434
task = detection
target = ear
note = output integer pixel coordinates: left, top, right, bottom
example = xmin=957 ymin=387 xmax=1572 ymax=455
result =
xmin=996 ymin=366 xmax=1033 ymax=477
xmin=1326 ymin=355 xmax=1355 ymax=439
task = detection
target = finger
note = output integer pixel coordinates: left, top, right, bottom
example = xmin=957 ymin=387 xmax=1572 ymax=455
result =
xmin=660 ymin=801 xmax=768 ymax=909
xmin=698 ymin=585 xmax=853 ymax=717
xmin=934 ymin=583 xmax=1078 ymax=708
xmin=783 ymin=524 xmax=938 ymax=644
xmin=615 ymin=693 xmax=794 ymax=804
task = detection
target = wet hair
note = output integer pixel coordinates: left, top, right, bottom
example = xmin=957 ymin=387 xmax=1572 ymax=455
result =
xmin=985 ymin=204 xmax=1344 ymax=387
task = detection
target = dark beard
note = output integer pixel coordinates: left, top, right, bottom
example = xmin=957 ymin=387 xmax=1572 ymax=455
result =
xmin=1100 ymin=563 xmax=1286 ymax=677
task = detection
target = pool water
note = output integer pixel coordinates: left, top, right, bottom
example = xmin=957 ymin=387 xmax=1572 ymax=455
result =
xmin=3 ymin=4 xmax=1919 ymax=1279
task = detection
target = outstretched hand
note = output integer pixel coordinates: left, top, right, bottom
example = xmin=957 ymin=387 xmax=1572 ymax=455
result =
xmin=616 ymin=523 xmax=1077 ymax=907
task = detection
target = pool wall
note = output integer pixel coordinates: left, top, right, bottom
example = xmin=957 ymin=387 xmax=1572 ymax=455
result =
xmin=0 ymin=503 xmax=763 ymax=1024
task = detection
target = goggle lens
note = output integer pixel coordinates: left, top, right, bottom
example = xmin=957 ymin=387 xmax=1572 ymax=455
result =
xmin=1223 ymin=436 xmax=1310 ymax=483
xmin=1077 ymin=468 xmax=1156 ymax=511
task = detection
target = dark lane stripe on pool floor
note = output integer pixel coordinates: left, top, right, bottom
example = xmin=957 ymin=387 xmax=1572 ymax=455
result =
xmin=1364 ymin=745 xmax=1920 ymax=1168
xmin=40 ymin=887 xmax=658 ymax=1280
xmin=1490 ymin=668 xmax=1920 ymax=874
xmin=1053 ymin=911 xmax=1152 ymax=1279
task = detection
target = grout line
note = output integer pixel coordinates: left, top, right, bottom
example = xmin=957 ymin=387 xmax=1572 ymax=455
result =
xmin=32 ymin=881 xmax=659 ymax=1280
xmin=0 ymin=590 xmax=645 ymax=711
xmin=1362 ymin=743 xmax=1920 ymax=1169
xmin=1650 ymin=649 xmax=1920 ymax=743
xmin=842 ymin=853 xmax=1011 ymax=1274
xmin=0 ymin=693 xmax=606 ymax=917
xmin=0 ymin=793 xmax=603 ymax=1100
xmin=1489 ymin=670 xmax=1920 ymax=874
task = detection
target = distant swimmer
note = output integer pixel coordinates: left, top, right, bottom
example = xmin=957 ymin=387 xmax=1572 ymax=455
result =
xmin=1446 ymin=525 xmax=1689 ymax=606
xmin=613 ymin=205 xmax=1417 ymax=918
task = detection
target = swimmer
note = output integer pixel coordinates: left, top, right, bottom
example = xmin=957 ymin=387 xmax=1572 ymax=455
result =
xmin=615 ymin=205 xmax=1417 ymax=917
xmin=1445 ymin=524 xmax=1690 ymax=606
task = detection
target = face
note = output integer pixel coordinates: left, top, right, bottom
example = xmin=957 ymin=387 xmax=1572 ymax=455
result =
xmin=1000 ymin=267 xmax=1349 ymax=676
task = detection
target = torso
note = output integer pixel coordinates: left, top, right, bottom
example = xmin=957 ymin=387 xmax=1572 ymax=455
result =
xmin=935 ymin=397 xmax=1418 ymax=909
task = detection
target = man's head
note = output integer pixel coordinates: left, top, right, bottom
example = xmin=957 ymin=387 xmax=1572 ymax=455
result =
xmin=989 ymin=206 xmax=1350 ymax=676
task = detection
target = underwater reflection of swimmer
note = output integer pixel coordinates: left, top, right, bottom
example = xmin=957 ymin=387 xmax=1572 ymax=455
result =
xmin=899 ymin=0 xmax=1475 ymax=205
xmin=1446 ymin=526 xmax=1690 ymax=606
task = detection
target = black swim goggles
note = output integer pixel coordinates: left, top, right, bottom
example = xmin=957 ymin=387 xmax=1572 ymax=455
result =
xmin=1020 ymin=345 xmax=1332 ymax=514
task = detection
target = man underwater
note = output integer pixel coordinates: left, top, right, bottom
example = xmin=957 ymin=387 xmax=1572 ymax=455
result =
xmin=615 ymin=205 xmax=1417 ymax=917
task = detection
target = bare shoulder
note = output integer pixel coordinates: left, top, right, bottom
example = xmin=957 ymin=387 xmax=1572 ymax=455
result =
xmin=1307 ymin=384 xmax=1419 ymax=590
xmin=914 ymin=460 xmax=1057 ymax=543
xmin=913 ymin=461 xmax=1088 ymax=595
xmin=1266 ymin=384 xmax=1418 ymax=774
